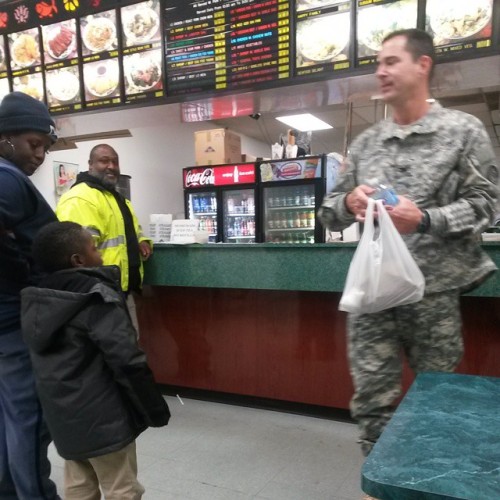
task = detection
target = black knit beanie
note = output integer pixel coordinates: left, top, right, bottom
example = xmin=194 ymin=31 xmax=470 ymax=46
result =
xmin=0 ymin=92 xmax=57 ymax=143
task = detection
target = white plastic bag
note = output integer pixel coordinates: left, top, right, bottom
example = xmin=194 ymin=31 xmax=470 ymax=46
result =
xmin=339 ymin=199 xmax=425 ymax=314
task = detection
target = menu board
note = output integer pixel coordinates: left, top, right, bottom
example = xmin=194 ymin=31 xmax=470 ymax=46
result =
xmin=8 ymin=28 xmax=45 ymax=101
xmin=295 ymin=0 xmax=351 ymax=77
xmin=356 ymin=0 xmax=418 ymax=66
xmin=80 ymin=9 xmax=122 ymax=109
xmin=121 ymin=0 xmax=164 ymax=103
xmin=425 ymin=0 xmax=494 ymax=58
xmin=164 ymin=0 xmax=292 ymax=96
xmin=43 ymin=20 xmax=83 ymax=114
xmin=0 ymin=36 xmax=9 ymax=101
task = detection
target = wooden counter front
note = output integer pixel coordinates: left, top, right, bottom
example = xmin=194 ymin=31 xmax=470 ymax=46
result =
xmin=138 ymin=243 xmax=500 ymax=410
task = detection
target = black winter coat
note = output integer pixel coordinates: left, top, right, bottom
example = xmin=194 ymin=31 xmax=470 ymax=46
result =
xmin=21 ymin=266 xmax=170 ymax=460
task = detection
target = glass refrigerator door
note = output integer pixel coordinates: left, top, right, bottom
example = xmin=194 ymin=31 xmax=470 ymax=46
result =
xmin=223 ymin=189 xmax=256 ymax=243
xmin=263 ymin=184 xmax=316 ymax=243
xmin=188 ymin=191 xmax=218 ymax=243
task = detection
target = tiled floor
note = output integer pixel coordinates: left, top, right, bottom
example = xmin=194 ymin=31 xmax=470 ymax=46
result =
xmin=49 ymin=396 xmax=365 ymax=499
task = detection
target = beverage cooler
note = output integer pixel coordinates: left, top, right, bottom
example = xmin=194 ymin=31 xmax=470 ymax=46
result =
xmin=183 ymin=163 xmax=257 ymax=243
xmin=258 ymin=155 xmax=336 ymax=244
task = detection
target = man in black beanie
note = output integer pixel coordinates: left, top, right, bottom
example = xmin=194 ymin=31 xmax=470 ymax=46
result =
xmin=0 ymin=92 xmax=61 ymax=499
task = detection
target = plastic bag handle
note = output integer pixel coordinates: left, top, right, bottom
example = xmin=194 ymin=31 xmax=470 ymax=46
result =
xmin=362 ymin=198 xmax=376 ymax=241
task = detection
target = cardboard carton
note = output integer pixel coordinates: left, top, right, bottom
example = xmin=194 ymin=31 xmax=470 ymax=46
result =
xmin=195 ymin=129 xmax=242 ymax=166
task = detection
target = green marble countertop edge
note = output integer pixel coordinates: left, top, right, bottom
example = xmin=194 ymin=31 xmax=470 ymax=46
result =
xmin=143 ymin=242 xmax=500 ymax=297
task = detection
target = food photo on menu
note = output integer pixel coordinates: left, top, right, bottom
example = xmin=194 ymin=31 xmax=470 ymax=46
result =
xmin=80 ymin=10 xmax=118 ymax=55
xmin=42 ymin=20 xmax=77 ymax=63
xmin=8 ymin=28 xmax=41 ymax=70
xmin=296 ymin=12 xmax=350 ymax=69
xmin=0 ymin=40 xmax=6 ymax=72
xmin=12 ymin=73 xmax=44 ymax=101
xmin=0 ymin=79 xmax=9 ymax=101
xmin=83 ymin=58 xmax=120 ymax=101
xmin=425 ymin=0 xmax=493 ymax=49
xmin=123 ymin=49 xmax=162 ymax=95
xmin=121 ymin=0 xmax=160 ymax=47
xmin=46 ymin=67 xmax=81 ymax=107
xmin=296 ymin=0 xmax=342 ymax=12
xmin=357 ymin=0 xmax=417 ymax=58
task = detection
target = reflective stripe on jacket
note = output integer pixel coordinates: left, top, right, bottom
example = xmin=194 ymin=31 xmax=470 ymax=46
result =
xmin=56 ymin=183 xmax=152 ymax=292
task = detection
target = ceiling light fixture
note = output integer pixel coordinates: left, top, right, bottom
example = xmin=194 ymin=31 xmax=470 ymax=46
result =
xmin=275 ymin=113 xmax=333 ymax=131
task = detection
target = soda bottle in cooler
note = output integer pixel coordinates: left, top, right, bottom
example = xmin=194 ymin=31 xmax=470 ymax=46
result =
xmin=308 ymin=210 xmax=315 ymax=228
xmin=193 ymin=196 xmax=200 ymax=214
xmin=301 ymin=189 xmax=310 ymax=207
xmin=211 ymin=196 xmax=217 ymax=212
xmin=301 ymin=211 xmax=308 ymax=228
xmin=294 ymin=189 xmax=301 ymax=206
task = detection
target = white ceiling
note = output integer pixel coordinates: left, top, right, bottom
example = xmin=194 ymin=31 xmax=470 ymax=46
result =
xmin=183 ymin=54 xmax=500 ymax=160
xmin=210 ymin=87 xmax=500 ymax=159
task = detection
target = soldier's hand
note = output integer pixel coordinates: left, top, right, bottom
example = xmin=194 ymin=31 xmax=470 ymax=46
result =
xmin=345 ymin=185 xmax=376 ymax=222
xmin=384 ymin=196 xmax=423 ymax=234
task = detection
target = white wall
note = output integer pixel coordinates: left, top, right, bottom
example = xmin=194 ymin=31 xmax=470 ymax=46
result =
xmin=31 ymin=102 xmax=270 ymax=232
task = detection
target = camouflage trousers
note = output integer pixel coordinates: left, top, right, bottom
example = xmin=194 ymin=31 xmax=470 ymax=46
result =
xmin=347 ymin=290 xmax=463 ymax=456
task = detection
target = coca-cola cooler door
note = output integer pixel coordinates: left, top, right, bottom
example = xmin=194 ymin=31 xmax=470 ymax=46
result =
xmin=188 ymin=191 xmax=218 ymax=243
xmin=223 ymin=188 xmax=256 ymax=243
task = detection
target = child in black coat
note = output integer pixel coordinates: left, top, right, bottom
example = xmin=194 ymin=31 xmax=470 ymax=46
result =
xmin=21 ymin=221 xmax=170 ymax=500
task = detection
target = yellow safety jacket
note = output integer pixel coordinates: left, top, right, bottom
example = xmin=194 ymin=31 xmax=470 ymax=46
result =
xmin=56 ymin=182 xmax=152 ymax=292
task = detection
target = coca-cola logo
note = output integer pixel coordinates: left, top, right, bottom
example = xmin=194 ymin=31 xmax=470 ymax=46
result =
xmin=185 ymin=169 xmax=215 ymax=187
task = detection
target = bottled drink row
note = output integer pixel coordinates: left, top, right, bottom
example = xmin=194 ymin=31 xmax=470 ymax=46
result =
xmin=267 ymin=188 xmax=315 ymax=208
xmin=198 ymin=216 xmax=217 ymax=234
xmin=226 ymin=216 xmax=255 ymax=238
xmin=267 ymin=210 xmax=315 ymax=229
xmin=266 ymin=232 xmax=315 ymax=244
xmin=226 ymin=195 xmax=255 ymax=214
xmin=192 ymin=195 xmax=217 ymax=214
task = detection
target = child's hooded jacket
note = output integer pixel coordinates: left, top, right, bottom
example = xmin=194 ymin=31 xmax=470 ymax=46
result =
xmin=21 ymin=265 xmax=170 ymax=460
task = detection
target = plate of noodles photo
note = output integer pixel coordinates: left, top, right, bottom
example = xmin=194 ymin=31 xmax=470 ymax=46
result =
xmin=82 ymin=17 xmax=116 ymax=53
xmin=297 ymin=14 xmax=349 ymax=63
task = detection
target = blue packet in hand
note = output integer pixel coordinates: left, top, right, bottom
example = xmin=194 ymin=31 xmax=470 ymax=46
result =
xmin=372 ymin=184 xmax=399 ymax=206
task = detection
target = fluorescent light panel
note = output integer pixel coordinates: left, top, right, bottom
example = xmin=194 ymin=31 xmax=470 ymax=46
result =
xmin=275 ymin=113 xmax=333 ymax=131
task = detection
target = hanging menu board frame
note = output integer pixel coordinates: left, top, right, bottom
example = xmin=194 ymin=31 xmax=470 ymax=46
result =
xmin=0 ymin=0 xmax=498 ymax=113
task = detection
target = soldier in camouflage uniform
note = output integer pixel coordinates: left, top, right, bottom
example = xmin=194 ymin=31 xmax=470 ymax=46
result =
xmin=318 ymin=29 xmax=499 ymax=457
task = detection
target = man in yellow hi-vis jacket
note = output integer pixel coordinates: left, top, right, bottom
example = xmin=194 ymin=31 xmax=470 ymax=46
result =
xmin=56 ymin=144 xmax=152 ymax=334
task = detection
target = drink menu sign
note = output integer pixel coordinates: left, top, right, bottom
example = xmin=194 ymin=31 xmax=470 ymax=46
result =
xmin=164 ymin=0 xmax=291 ymax=96
xmin=425 ymin=0 xmax=494 ymax=59
xmin=295 ymin=0 xmax=351 ymax=77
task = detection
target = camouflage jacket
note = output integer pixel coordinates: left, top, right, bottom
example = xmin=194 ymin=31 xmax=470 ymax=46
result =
xmin=319 ymin=103 xmax=499 ymax=294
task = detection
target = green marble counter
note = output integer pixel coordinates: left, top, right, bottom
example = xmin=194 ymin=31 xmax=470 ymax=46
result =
xmin=361 ymin=372 xmax=500 ymax=500
xmin=144 ymin=243 xmax=500 ymax=297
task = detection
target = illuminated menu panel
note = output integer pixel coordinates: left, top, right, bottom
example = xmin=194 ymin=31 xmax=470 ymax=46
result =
xmin=80 ymin=9 xmax=122 ymax=110
xmin=0 ymin=36 xmax=9 ymax=101
xmin=425 ymin=0 xmax=494 ymax=58
xmin=295 ymin=0 xmax=351 ymax=77
xmin=8 ymin=27 xmax=45 ymax=102
xmin=121 ymin=0 xmax=164 ymax=103
xmin=42 ymin=19 xmax=83 ymax=114
xmin=356 ymin=0 xmax=418 ymax=66
xmin=164 ymin=0 xmax=291 ymax=96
